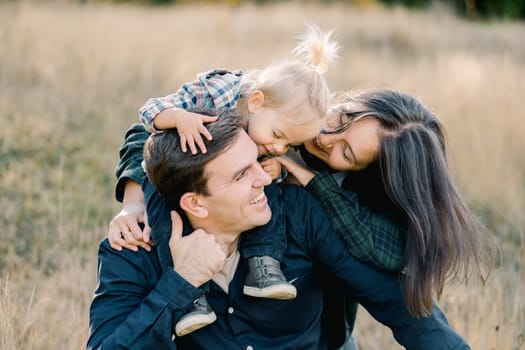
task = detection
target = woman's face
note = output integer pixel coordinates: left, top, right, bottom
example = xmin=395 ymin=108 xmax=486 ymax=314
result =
xmin=304 ymin=104 xmax=381 ymax=171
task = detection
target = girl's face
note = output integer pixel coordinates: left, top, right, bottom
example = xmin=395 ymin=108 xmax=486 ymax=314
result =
xmin=245 ymin=92 xmax=322 ymax=156
xmin=304 ymin=104 xmax=381 ymax=171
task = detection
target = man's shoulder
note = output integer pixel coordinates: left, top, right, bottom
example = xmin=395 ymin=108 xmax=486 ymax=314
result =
xmin=280 ymin=184 xmax=319 ymax=206
xmin=280 ymin=184 xmax=330 ymax=224
xmin=97 ymin=238 xmax=161 ymax=272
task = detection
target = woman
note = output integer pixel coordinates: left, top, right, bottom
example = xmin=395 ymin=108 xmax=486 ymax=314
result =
xmin=277 ymin=88 xmax=495 ymax=327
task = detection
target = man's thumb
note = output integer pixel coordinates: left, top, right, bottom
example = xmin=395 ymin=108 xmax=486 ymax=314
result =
xmin=170 ymin=211 xmax=183 ymax=242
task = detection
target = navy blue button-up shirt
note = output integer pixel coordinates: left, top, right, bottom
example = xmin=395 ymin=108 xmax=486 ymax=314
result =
xmin=88 ymin=185 xmax=469 ymax=350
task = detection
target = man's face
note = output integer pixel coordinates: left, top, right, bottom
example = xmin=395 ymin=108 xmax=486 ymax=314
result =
xmin=199 ymin=130 xmax=273 ymax=233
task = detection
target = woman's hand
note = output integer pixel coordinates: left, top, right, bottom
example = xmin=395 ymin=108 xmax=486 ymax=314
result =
xmin=108 ymin=203 xmax=152 ymax=252
xmin=275 ymin=156 xmax=316 ymax=186
xmin=108 ymin=180 xmax=152 ymax=252
xmin=259 ymin=156 xmax=283 ymax=181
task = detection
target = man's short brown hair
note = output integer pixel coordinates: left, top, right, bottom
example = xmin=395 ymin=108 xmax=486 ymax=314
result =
xmin=144 ymin=108 xmax=243 ymax=207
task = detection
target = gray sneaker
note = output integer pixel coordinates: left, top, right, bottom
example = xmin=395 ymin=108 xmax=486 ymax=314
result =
xmin=175 ymin=295 xmax=217 ymax=337
xmin=243 ymin=256 xmax=297 ymax=300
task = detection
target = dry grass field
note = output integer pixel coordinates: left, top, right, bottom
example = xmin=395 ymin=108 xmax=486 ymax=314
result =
xmin=0 ymin=1 xmax=524 ymax=349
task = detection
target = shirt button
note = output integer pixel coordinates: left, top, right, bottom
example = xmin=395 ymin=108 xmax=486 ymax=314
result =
xmin=227 ymin=307 xmax=234 ymax=314
xmin=246 ymin=346 xmax=254 ymax=350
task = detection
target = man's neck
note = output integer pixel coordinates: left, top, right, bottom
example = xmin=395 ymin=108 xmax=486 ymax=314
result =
xmin=187 ymin=217 xmax=240 ymax=256
xmin=212 ymin=230 xmax=240 ymax=256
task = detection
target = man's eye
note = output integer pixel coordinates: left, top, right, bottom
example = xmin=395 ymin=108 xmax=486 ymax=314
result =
xmin=235 ymin=170 xmax=247 ymax=181
xmin=273 ymin=131 xmax=281 ymax=139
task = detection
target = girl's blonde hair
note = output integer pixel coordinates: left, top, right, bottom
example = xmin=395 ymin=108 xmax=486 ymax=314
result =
xmin=240 ymin=24 xmax=339 ymax=126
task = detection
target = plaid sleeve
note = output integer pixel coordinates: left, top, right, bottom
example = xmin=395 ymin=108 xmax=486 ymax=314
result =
xmin=306 ymin=172 xmax=406 ymax=271
xmin=138 ymin=69 xmax=242 ymax=133
xmin=201 ymin=69 xmax=242 ymax=109
xmin=138 ymin=77 xmax=214 ymax=132
xmin=114 ymin=123 xmax=150 ymax=202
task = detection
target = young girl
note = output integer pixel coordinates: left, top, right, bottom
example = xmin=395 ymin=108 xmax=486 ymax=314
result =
xmin=108 ymin=24 xmax=345 ymax=337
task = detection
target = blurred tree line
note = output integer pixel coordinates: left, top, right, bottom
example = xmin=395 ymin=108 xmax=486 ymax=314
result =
xmin=381 ymin=0 xmax=525 ymax=19
xmin=110 ymin=0 xmax=524 ymax=20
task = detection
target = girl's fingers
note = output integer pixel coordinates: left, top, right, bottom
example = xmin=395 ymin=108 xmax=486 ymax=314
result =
xmin=186 ymin=135 xmax=197 ymax=155
xmin=200 ymin=124 xmax=214 ymax=141
xmin=194 ymin=134 xmax=208 ymax=154
xmin=180 ymin=135 xmax=187 ymax=153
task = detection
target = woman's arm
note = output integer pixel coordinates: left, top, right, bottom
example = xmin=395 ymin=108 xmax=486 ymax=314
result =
xmin=307 ymin=172 xmax=405 ymax=271
xmin=277 ymin=156 xmax=405 ymax=271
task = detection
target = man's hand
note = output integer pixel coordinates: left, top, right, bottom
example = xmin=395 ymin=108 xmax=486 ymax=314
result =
xmin=169 ymin=211 xmax=226 ymax=288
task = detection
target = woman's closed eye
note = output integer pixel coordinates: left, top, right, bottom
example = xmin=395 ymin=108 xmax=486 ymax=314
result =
xmin=342 ymin=144 xmax=354 ymax=164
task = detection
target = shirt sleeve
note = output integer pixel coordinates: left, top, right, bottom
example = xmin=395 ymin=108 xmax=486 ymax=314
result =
xmin=87 ymin=240 xmax=202 ymax=350
xmin=114 ymin=123 xmax=150 ymax=202
xmin=138 ymin=69 xmax=237 ymax=132
xmin=306 ymin=171 xmax=406 ymax=271
xmin=291 ymin=187 xmax=469 ymax=350
xmin=138 ymin=82 xmax=210 ymax=133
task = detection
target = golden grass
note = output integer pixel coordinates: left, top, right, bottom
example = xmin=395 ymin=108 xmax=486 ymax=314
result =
xmin=0 ymin=1 xmax=523 ymax=349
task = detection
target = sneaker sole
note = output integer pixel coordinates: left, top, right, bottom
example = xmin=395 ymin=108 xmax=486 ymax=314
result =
xmin=175 ymin=312 xmax=217 ymax=337
xmin=243 ymin=284 xmax=297 ymax=300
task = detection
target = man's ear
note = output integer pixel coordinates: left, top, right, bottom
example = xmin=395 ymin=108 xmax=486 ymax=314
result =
xmin=179 ymin=193 xmax=209 ymax=218
xmin=247 ymin=90 xmax=265 ymax=114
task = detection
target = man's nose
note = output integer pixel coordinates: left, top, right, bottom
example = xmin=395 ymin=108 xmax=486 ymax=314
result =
xmin=254 ymin=163 xmax=273 ymax=187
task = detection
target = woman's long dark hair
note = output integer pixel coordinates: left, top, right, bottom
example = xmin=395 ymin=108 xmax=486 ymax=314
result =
xmin=340 ymin=88 xmax=494 ymax=317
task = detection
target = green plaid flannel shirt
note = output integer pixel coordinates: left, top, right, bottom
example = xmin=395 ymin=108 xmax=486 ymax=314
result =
xmin=306 ymin=172 xmax=406 ymax=272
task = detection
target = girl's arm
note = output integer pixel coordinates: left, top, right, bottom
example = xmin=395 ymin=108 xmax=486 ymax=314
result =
xmin=110 ymin=69 xmax=241 ymax=249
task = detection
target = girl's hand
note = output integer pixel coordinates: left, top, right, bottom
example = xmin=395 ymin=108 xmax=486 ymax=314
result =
xmin=259 ymin=156 xmax=282 ymax=181
xmin=153 ymin=108 xmax=218 ymax=154
xmin=275 ymin=156 xmax=316 ymax=186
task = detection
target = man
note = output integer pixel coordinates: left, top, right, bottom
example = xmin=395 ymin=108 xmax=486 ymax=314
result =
xmin=87 ymin=108 xmax=469 ymax=349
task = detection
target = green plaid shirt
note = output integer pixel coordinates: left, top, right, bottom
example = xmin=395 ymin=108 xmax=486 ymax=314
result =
xmin=306 ymin=172 xmax=406 ymax=272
